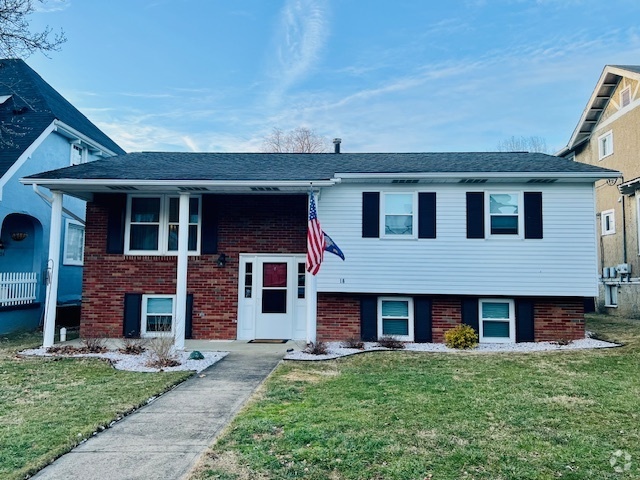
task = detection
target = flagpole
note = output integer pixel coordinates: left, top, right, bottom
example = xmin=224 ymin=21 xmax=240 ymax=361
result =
xmin=306 ymin=271 xmax=317 ymax=344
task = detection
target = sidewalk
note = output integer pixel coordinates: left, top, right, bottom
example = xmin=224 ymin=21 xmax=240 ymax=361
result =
xmin=31 ymin=347 xmax=287 ymax=480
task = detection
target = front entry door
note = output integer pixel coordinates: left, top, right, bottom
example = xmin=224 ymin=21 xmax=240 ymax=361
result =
xmin=238 ymin=255 xmax=307 ymax=340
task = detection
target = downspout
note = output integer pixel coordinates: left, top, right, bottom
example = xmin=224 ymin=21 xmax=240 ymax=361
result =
xmin=620 ymin=181 xmax=627 ymax=264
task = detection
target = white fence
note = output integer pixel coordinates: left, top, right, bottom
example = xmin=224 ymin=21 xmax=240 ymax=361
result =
xmin=0 ymin=272 xmax=37 ymax=307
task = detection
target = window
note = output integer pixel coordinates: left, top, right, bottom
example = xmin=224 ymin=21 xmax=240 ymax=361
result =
xmin=244 ymin=262 xmax=253 ymax=298
xmin=621 ymin=87 xmax=631 ymax=108
xmin=378 ymin=297 xmax=414 ymax=341
xmin=601 ymin=209 xmax=615 ymax=235
xmin=70 ymin=144 xmax=87 ymax=165
xmin=598 ymin=131 xmax=613 ymax=160
xmin=63 ymin=220 xmax=84 ymax=266
xmin=297 ymin=262 xmax=306 ymax=299
xmin=479 ymin=299 xmax=515 ymax=343
xmin=382 ymin=193 xmax=416 ymax=237
xmin=141 ymin=295 xmax=175 ymax=336
xmin=604 ymin=285 xmax=618 ymax=307
xmin=125 ymin=195 xmax=201 ymax=255
xmin=488 ymin=193 xmax=520 ymax=236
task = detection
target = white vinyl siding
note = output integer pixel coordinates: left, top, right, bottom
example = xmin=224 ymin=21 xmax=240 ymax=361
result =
xmin=317 ymin=183 xmax=598 ymax=297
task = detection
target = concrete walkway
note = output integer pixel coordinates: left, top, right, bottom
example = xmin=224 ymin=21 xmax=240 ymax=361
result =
xmin=32 ymin=345 xmax=290 ymax=480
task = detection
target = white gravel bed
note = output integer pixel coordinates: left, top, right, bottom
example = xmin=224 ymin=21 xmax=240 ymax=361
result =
xmin=285 ymin=337 xmax=619 ymax=361
xmin=19 ymin=347 xmax=228 ymax=373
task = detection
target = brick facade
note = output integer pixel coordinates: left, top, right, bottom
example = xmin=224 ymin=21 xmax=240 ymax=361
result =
xmin=81 ymin=194 xmax=307 ymax=339
xmin=316 ymin=293 xmax=361 ymax=341
xmin=533 ymin=298 xmax=585 ymax=342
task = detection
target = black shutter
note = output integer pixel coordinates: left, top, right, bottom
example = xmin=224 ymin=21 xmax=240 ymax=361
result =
xmin=201 ymin=194 xmax=219 ymax=254
xmin=362 ymin=192 xmax=380 ymax=238
xmin=524 ymin=192 xmax=543 ymax=239
xmin=413 ymin=297 xmax=432 ymax=342
xmin=185 ymin=293 xmax=194 ymax=339
xmin=466 ymin=192 xmax=484 ymax=239
xmin=360 ymin=296 xmax=377 ymax=341
xmin=123 ymin=293 xmax=142 ymax=338
xmin=516 ymin=299 xmax=535 ymax=342
xmin=418 ymin=192 xmax=436 ymax=239
xmin=106 ymin=194 xmax=127 ymax=254
xmin=461 ymin=297 xmax=479 ymax=333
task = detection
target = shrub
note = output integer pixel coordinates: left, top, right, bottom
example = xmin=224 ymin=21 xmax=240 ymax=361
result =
xmin=444 ymin=325 xmax=478 ymax=349
xmin=341 ymin=337 xmax=364 ymax=349
xmin=304 ymin=341 xmax=328 ymax=355
xmin=81 ymin=336 xmax=107 ymax=353
xmin=146 ymin=335 xmax=180 ymax=368
xmin=118 ymin=338 xmax=146 ymax=355
xmin=377 ymin=336 xmax=405 ymax=349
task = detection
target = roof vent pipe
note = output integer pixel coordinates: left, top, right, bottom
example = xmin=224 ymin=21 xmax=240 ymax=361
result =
xmin=333 ymin=138 xmax=342 ymax=154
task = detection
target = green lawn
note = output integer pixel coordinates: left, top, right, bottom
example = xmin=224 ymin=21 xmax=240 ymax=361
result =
xmin=192 ymin=314 xmax=640 ymax=480
xmin=0 ymin=331 xmax=192 ymax=480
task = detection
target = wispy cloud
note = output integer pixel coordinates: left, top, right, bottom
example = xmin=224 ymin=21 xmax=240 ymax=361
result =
xmin=35 ymin=0 xmax=70 ymax=13
xmin=267 ymin=0 xmax=330 ymax=103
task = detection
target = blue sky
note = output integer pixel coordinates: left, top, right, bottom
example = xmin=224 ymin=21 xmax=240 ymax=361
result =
xmin=26 ymin=0 xmax=640 ymax=154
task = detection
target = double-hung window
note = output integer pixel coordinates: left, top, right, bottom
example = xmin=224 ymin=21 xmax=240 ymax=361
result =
xmin=598 ymin=131 xmax=613 ymax=160
xmin=141 ymin=295 xmax=175 ymax=336
xmin=63 ymin=220 xmax=84 ymax=266
xmin=382 ymin=192 xmax=416 ymax=237
xmin=479 ymin=299 xmax=515 ymax=343
xmin=488 ymin=193 xmax=520 ymax=236
xmin=378 ymin=297 xmax=414 ymax=341
xmin=601 ymin=209 xmax=615 ymax=236
xmin=126 ymin=195 xmax=201 ymax=255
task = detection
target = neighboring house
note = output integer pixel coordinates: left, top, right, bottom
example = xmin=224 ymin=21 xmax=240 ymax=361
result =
xmin=0 ymin=59 xmax=125 ymax=334
xmin=23 ymin=151 xmax=618 ymax=347
xmin=558 ymin=65 xmax=640 ymax=316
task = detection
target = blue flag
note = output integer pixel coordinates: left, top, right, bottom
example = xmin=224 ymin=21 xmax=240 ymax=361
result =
xmin=323 ymin=232 xmax=345 ymax=260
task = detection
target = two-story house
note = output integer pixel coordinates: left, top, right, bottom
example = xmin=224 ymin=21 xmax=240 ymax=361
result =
xmin=558 ymin=65 xmax=640 ymax=316
xmin=23 ymin=150 xmax=617 ymax=347
xmin=0 ymin=59 xmax=125 ymax=334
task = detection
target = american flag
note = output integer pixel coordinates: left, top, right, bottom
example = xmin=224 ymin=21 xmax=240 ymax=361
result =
xmin=306 ymin=190 xmax=325 ymax=275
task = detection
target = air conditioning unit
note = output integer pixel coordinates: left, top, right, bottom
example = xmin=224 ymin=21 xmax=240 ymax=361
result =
xmin=616 ymin=263 xmax=631 ymax=274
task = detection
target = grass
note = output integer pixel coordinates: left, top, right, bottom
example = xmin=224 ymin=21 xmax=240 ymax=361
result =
xmin=192 ymin=314 xmax=640 ymax=480
xmin=0 ymin=330 xmax=192 ymax=480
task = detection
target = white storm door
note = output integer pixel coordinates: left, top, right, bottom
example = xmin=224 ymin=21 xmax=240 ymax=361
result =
xmin=255 ymin=257 xmax=295 ymax=339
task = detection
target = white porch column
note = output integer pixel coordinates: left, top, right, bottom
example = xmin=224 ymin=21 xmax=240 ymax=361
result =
xmin=174 ymin=192 xmax=190 ymax=350
xmin=305 ymin=272 xmax=318 ymax=344
xmin=43 ymin=191 xmax=63 ymax=348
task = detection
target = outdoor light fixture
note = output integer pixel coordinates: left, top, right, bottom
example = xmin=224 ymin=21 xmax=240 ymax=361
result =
xmin=10 ymin=232 xmax=27 ymax=241
xmin=0 ymin=239 xmax=4 ymax=256
xmin=217 ymin=253 xmax=227 ymax=267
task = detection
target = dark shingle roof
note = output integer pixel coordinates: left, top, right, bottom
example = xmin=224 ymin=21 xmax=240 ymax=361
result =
xmin=0 ymin=59 xmax=125 ymax=178
xmin=611 ymin=65 xmax=640 ymax=74
xmin=25 ymin=151 xmax=618 ymax=182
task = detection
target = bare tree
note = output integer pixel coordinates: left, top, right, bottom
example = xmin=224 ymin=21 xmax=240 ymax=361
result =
xmin=261 ymin=127 xmax=331 ymax=153
xmin=0 ymin=0 xmax=66 ymax=58
xmin=496 ymin=135 xmax=549 ymax=154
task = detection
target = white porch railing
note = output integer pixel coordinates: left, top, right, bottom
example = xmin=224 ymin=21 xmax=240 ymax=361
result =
xmin=0 ymin=272 xmax=38 ymax=307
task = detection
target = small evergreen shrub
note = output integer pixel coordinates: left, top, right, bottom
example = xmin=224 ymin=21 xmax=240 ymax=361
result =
xmin=444 ymin=325 xmax=478 ymax=349
xmin=304 ymin=341 xmax=328 ymax=355
xmin=341 ymin=337 xmax=365 ymax=349
xmin=377 ymin=336 xmax=405 ymax=349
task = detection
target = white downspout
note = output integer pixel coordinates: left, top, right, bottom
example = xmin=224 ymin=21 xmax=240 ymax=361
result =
xmin=43 ymin=191 xmax=63 ymax=348
xmin=174 ymin=192 xmax=189 ymax=350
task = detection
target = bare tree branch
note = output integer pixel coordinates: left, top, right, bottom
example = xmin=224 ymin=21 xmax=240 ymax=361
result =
xmin=261 ymin=127 xmax=331 ymax=153
xmin=496 ymin=135 xmax=549 ymax=154
xmin=0 ymin=0 xmax=66 ymax=58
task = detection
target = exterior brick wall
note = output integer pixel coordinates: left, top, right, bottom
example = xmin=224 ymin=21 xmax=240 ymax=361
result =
xmin=81 ymin=194 xmax=307 ymax=339
xmin=431 ymin=298 xmax=462 ymax=343
xmin=316 ymin=293 xmax=360 ymax=341
xmin=533 ymin=298 xmax=585 ymax=342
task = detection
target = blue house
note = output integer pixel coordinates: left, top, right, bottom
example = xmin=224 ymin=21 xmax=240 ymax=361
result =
xmin=0 ymin=59 xmax=124 ymax=334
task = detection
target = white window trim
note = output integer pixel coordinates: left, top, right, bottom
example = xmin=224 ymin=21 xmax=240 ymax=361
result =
xmin=377 ymin=297 xmax=414 ymax=341
xmin=598 ymin=130 xmax=613 ymax=160
xmin=62 ymin=219 xmax=84 ymax=266
xmin=124 ymin=194 xmax=201 ymax=255
xmin=478 ymin=298 xmax=515 ymax=344
xmin=601 ymin=209 xmax=615 ymax=236
xmin=380 ymin=192 xmax=418 ymax=239
xmin=485 ymin=191 xmax=524 ymax=239
xmin=604 ymin=284 xmax=618 ymax=308
xmin=621 ymin=86 xmax=631 ymax=108
xmin=141 ymin=294 xmax=176 ymax=337
xmin=70 ymin=143 xmax=87 ymax=166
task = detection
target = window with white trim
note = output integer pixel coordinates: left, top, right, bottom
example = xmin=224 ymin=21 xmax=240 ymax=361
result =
xmin=488 ymin=193 xmax=521 ymax=236
xmin=598 ymin=131 xmax=613 ymax=160
xmin=621 ymin=87 xmax=631 ymax=108
xmin=141 ymin=295 xmax=175 ymax=336
xmin=601 ymin=209 xmax=615 ymax=235
xmin=382 ymin=192 xmax=416 ymax=237
xmin=63 ymin=220 xmax=84 ymax=266
xmin=604 ymin=285 xmax=618 ymax=307
xmin=125 ymin=195 xmax=201 ymax=255
xmin=479 ymin=299 xmax=515 ymax=343
xmin=70 ymin=144 xmax=87 ymax=165
xmin=378 ymin=297 xmax=414 ymax=341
